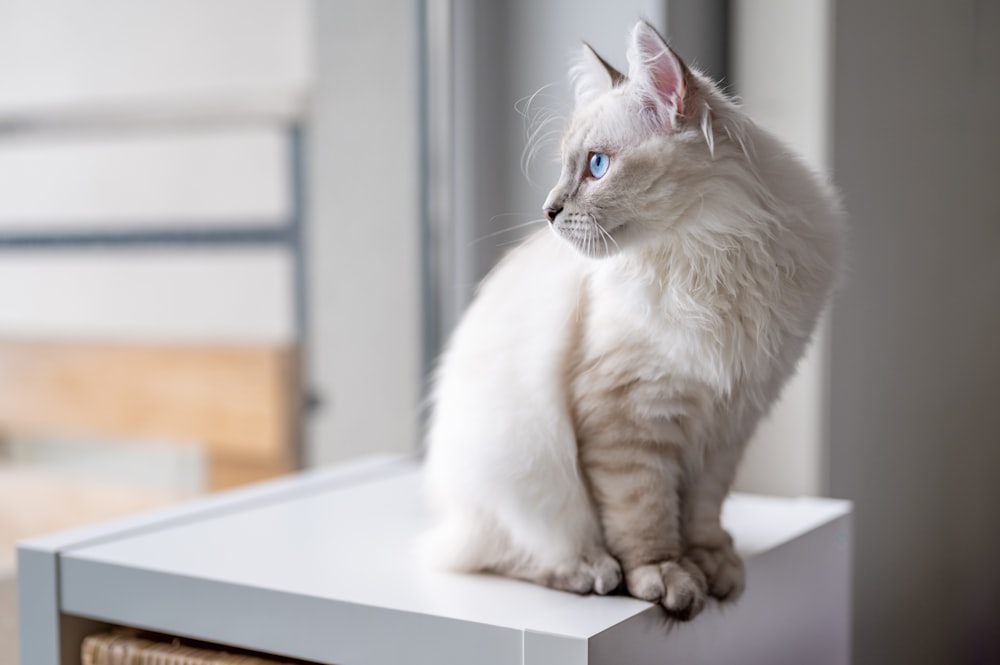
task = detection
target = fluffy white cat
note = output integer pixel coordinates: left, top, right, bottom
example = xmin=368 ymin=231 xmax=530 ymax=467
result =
xmin=422 ymin=21 xmax=844 ymax=621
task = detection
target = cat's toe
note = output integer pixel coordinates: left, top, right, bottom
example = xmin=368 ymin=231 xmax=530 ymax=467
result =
xmin=707 ymin=554 xmax=745 ymax=602
xmin=591 ymin=553 xmax=623 ymax=595
xmin=686 ymin=541 xmax=745 ymax=602
xmin=659 ymin=560 xmax=707 ymax=621
xmin=625 ymin=564 xmax=665 ymax=601
xmin=625 ymin=560 xmax=708 ymax=621
xmin=547 ymin=553 xmax=622 ymax=595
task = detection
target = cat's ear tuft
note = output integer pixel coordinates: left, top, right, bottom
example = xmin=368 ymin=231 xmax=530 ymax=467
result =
xmin=626 ymin=21 xmax=688 ymax=129
xmin=571 ymin=43 xmax=625 ymax=107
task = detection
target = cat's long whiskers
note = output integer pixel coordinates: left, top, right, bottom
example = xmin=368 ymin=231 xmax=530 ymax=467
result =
xmin=593 ymin=224 xmax=608 ymax=256
xmin=522 ymin=123 xmax=564 ymax=184
xmin=516 ymin=84 xmax=566 ymax=184
xmin=595 ymin=221 xmax=619 ymax=255
xmin=487 ymin=212 xmax=538 ymax=225
xmin=514 ymin=83 xmax=556 ymax=119
xmin=470 ymin=217 xmax=546 ymax=246
xmin=522 ymin=127 xmax=562 ymax=173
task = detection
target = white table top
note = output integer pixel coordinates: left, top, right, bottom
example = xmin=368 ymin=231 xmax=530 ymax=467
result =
xmin=49 ymin=457 xmax=851 ymax=665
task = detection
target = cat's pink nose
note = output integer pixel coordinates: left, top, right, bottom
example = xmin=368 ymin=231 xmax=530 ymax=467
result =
xmin=544 ymin=206 xmax=563 ymax=223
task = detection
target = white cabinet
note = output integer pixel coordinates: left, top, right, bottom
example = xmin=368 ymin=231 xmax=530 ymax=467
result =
xmin=18 ymin=457 xmax=852 ymax=665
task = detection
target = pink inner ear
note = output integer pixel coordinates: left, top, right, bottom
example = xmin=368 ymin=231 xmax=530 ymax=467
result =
xmin=635 ymin=29 xmax=686 ymax=116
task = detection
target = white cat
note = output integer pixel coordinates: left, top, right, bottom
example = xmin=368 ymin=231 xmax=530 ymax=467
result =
xmin=422 ymin=21 xmax=844 ymax=620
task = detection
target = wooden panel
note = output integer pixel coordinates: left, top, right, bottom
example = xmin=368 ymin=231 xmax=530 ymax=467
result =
xmin=0 ymin=340 xmax=299 ymax=477
xmin=208 ymin=455 xmax=295 ymax=490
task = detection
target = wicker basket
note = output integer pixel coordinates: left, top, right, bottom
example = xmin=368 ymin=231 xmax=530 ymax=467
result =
xmin=82 ymin=630 xmax=298 ymax=665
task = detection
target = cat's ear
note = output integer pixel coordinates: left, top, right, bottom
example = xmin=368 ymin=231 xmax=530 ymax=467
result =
xmin=626 ymin=21 xmax=689 ymax=129
xmin=572 ymin=43 xmax=626 ymax=107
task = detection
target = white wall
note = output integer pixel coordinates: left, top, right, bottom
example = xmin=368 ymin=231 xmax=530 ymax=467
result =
xmin=828 ymin=1 xmax=1000 ymax=663
xmin=729 ymin=0 xmax=833 ymax=497
xmin=0 ymin=250 xmax=293 ymax=344
xmin=306 ymin=1 xmax=422 ymax=465
xmin=0 ymin=128 xmax=289 ymax=229
xmin=0 ymin=0 xmax=310 ymax=116
xmin=0 ymin=0 xmax=310 ymax=345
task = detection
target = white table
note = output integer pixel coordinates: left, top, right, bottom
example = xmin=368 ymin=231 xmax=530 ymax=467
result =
xmin=18 ymin=456 xmax=851 ymax=665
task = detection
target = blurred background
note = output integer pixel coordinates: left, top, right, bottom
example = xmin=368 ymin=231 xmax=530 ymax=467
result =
xmin=0 ymin=1 xmax=997 ymax=664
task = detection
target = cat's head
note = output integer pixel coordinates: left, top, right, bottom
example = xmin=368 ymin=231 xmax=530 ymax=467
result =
xmin=543 ymin=21 xmax=726 ymax=258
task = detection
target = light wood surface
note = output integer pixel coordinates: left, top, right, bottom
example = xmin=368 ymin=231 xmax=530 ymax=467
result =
xmin=0 ymin=464 xmax=179 ymax=574
xmin=0 ymin=339 xmax=299 ymax=489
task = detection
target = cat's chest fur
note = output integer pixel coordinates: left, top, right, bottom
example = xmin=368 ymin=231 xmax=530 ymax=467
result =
xmin=568 ymin=255 xmax=761 ymax=450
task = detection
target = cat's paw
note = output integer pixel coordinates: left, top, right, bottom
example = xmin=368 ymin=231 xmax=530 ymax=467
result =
xmin=686 ymin=539 xmax=745 ymax=602
xmin=545 ymin=552 xmax=623 ymax=595
xmin=624 ymin=560 xmax=708 ymax=621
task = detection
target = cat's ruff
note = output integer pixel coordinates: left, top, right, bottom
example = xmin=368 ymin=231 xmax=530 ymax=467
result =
xmin=422 ymin=21 xmax=844 ymax=622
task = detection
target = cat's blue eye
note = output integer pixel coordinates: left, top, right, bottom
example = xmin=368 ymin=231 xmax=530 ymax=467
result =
xmin=588 ymin=152 xmax=610 ymax=179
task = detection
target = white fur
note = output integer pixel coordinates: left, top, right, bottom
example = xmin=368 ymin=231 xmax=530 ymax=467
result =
xmin=421 ymin=21 xmax=844 ymax=600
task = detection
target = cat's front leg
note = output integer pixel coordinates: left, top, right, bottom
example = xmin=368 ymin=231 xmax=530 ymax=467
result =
xmin=581 ymin=438 xmax=709 ymax=621
xmin=682 ymin=443 xmax=746 ymax=602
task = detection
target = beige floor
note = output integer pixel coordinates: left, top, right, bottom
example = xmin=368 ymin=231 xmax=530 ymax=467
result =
xmin=1 ymin=574 xmax=16 ymax=665
xmin=0 ymin=465 xmax=185 ymax=665
xmin=0 ymin=464 xmax=180 ymax=572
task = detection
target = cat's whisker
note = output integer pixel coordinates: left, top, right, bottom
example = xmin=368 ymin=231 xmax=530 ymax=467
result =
xmin=522 ymin=124 xmax=565 ymax=182
xmin=470 ymin=218 xmax=546 ymax=246
xmin=522 ymin=133 xmax=560 ymax=176
xmin=495 ymin=237 xmax=528 ymax=249
xmin=594 ymin=221 xmax=619 ymax=255
xmin=517 ymin=85 xmax=567 ymax=183
xmin=519 ymin=104 xmax=564 ymax=146
xmin=525 ymin=125 xmax=562 ymax=148
xmin=514 ymin=83 xmax=557 ymax=119
xmin=488 ymin=212 xmax=538 ymax=225
xmin=518 ymin=95 xmax=560 ymax=139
